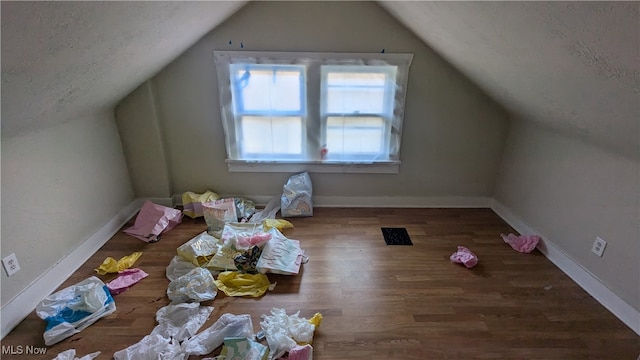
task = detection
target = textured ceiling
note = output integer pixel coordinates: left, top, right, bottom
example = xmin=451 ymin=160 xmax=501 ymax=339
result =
xmin=379 ymin=1 xmax=640 ymax=159
xmin=1 ymin=1 xmax=247 ymax=138
xmin=2 ymin=1 xmax=638 ymax=159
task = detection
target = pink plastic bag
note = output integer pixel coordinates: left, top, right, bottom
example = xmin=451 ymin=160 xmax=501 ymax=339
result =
xmin=501 ymin=233 xmax=540 ymax=253
xmin=450 ymin=246 xmax=478 ymax=268
xmin=124 ymin=201 xmax=183 ymax=242
xmin=107 ymin=268 xmax=149 ymax=295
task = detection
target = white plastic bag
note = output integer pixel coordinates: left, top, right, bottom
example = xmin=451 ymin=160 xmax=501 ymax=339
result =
xmin=166 ymin=255 xmax=198 ymax=282
xmin=150 ymin=303 xmax=214 ymax=342
xmin=281 ymin=172 xmax=313 ymax=217
xmin=113 ymin=333 xmax=185 ymax=360
xmin=51 ymin=349 xmax=101 ymax=360
xmin=165 ymin=255 xmax=219 ymax=282
xmin=249 ymin=195 xmax=281 ymax=224
xmin=167 ymin=267 xmax=217 ymax=303
xmin=36 ymin=276 xmax=116 ymax=346
xmin=260 ymin=308 xmax=317 ymax=360
xmin=182 ymin=313 xmax=254 ymax=356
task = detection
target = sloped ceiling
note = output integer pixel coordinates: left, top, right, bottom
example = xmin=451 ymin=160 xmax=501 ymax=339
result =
xmin=2 ymin=1 xmax=638 ymax=159
xmin=379 ymin=1 xmax=639 ymax=159
xmin=1 ymin=0 xmax=247 ymax=139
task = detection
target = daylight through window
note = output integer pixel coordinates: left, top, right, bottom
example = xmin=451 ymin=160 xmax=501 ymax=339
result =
xmin=214 ymin=51 xmax=413 ymax=173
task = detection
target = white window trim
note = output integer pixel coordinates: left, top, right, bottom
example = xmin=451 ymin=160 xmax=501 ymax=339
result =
xmin=214 ymin=50 xmax=413 ymax=174
xmin=226 ymin=159 xmax=401 ymax=174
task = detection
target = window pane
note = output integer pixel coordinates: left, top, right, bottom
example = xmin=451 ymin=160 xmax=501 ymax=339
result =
xmin=326 ymin=72 xmax=387 ymax=114
xmin=326 ymin=116 xmax=384 ymax=154
xmin=241 ymin=116 xmax=302 ymax=155
xmin=232 ymin=66 xmax=302 ymax=112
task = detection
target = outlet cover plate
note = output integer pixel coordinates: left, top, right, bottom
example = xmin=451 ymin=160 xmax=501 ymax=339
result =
xmin=2 ymin=253 xmax=21 ymax=276
xmin=591 ymin=237 xmax=607 ymax=257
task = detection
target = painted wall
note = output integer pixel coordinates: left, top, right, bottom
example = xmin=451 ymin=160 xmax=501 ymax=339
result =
xmin=115 ymin=82 xmax=172 ymax=198
xmin=118 ymin=1 xmax=509 ymax=200
xmin=0 ymin=112 xmax=135 ymax=306
xmin=494 ymin=120 xmax=640 ymax=311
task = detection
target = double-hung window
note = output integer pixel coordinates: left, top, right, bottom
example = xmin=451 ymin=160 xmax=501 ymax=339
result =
xmin=215 ymin=51 xmax=413 ymax=173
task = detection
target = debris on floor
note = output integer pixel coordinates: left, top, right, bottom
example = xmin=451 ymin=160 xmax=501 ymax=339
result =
xmin=36 ymin=276 xmax=116 ymax=346
xmin=51 ymin=349 xmax=101 ymax=360
xmin=124 ymin=201 xmax=183 ymax=242
xmin=182 ymin=190 xmax=220 ymax=218
xmin=450 ymin=246 xmax=478 ymax=268
xmin=167 ymin=267 xmax=218 ymax=303
xmin=176 ymin=231 xmax=220 ymax=267
xmin=106 ymin=268 xmax=148 ymax=295
xmin=151 ymin=303 xmax=214 ymax=342
xmin=262 ymin=218 xmax=294 ymax=231
xmin=281 ymin=172 xmax=313 ymax=217
xmin=214 ymin=271 xmax=273 ymax=297
xmin=113 ymin=303 xmax=214 ymax=359
xmin=113 ymin=333 xmax=184 ymax=360
xmin=182 ymin=313 xmax=255 ymax=356
xmin=95 ymin=251 xmax=142 ymax=275
xmin=41 ymin=179 xmax=319 ymax=358
xmin=256 ymin=233 xmax=306 ymax=275
xmin=219 ymin=336 xmax=269 ymax=360
xmin=501 ymin=233 xmax=541 ymax=253
xmin=260 ymin=308 xmax=322 ymax=360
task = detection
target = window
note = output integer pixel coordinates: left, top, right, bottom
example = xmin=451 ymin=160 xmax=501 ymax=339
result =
xmin=214 ymin=51 xmax=413 ymax=173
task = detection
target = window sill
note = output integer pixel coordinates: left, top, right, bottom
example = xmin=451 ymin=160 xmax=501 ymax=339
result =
xmin=226 ymin=160 xmax=400 ymax=174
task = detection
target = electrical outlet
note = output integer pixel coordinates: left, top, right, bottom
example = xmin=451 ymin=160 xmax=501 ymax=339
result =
xmin=2 ymin=253 xmax=21 ymax=277
xmin=591 ymin=237 xmax=607 ymax=257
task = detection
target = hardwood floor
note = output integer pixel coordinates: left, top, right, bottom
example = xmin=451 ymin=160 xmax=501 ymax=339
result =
xmin=2 ymin=208 xmax=638 ymax=359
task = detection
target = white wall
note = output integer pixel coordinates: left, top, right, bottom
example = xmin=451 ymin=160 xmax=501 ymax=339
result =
xmin=115 ymin=82 xmax=172 ymax=198
xmin=494 ymin=119 xmax=640 ymax=312
xmin=118 ymin=1 xmax=509 ymax=201
xmin=0 ymin=112 xmax=135 ymax=307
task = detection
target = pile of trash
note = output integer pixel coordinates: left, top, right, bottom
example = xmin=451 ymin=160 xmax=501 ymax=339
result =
xmin=39 ymin=173 xmax=319 ymax=360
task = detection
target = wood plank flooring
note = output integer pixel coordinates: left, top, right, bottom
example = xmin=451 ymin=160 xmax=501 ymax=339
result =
xmin=2 ymin=208 xmax=638 ymax=359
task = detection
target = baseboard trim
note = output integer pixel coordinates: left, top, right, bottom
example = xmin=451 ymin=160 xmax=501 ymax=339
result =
xmin=0 ymin=199 xmax=144 ymax=340
xmin=490 ymin=199 xmax=640 ymax=336
xmin=174 ymin=194 xmax=492 ymax=208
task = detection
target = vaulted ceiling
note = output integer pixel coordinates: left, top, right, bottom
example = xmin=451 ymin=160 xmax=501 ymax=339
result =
xmin=2 ymin=1 xmax=638 ymax=159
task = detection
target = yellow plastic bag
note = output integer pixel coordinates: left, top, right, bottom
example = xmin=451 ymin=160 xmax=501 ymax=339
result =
xmin=262 ymin=219 xmax=294 ymax=232
xmin=182 ymin=191 xmax=220 ymax=218
xmin=308 ymin=312 xmax=323 ymax=328
xmin=214 ymin=271 xmax=272 ymax=297
xmin=95 ymin=252 xmax=142 ymax=275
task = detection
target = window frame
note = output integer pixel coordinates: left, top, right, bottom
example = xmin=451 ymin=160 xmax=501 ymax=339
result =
xmin=229 ymin=63 xmax=308 ymax=160
xmin=320 ymin=65 xmax=398 ymax=161
xmin=214 ymin=51 xmax=413 ymax=174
